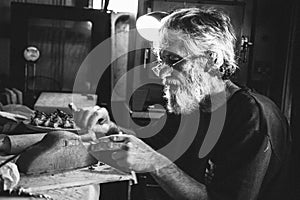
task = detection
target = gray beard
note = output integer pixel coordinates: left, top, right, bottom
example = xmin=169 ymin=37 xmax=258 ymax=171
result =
xmin=163 ymin=75 xmax=209 ymax=115
xmin=164 ymin=86 xmax=198 ymax=114
xmin=162 ymin=59 xmax=224 ymax=115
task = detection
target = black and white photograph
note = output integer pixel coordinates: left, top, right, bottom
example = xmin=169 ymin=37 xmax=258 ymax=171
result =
xmin=0 ymin=0 xmax=298 ymax=199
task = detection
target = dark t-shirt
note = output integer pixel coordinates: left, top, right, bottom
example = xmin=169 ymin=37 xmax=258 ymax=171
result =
xmin=204 ymin=89 xmax=292 ymax=200
xmin=143 ymin=88 xmax=292 ymax=200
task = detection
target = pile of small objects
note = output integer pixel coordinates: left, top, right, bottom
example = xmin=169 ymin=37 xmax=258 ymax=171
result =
xmin=30 ymin=109 xmax=75 ymax=128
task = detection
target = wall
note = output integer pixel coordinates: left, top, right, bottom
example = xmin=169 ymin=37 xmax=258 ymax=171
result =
xmin=0 ymin=0 xmax=11 ymax=78
xmin=290 ymin=2 xmax=300 ymax=197
xmin=250 ymin=0 xmax=294 ymax=108
xmin=0 ymin=0 xmax=76 ymax=84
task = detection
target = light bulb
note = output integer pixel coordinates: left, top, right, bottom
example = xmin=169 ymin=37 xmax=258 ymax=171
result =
xmin=136 ymin=12 xmax=168 ymax=42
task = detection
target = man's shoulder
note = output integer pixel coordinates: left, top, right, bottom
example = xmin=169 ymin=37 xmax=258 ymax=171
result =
xmin=239 ymin=88 xmax=286 ymax=123
xmin=229 ymin=87 xmax=281 ymax=116
xmin=237 ymin=88 xmax=292 ymax=161
xmin=226 ymin=88 xmax=261 ymax=121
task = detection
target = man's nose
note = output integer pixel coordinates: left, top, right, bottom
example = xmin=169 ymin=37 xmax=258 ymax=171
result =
xmin=158 ymin=64 xmax=173 ymax=79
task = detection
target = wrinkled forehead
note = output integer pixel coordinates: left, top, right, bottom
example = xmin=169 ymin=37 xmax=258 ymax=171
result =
xmin=158 ymin=28 xmax=213 ymax=58
xmin=157 ymin=29 xmax=188 ymax=55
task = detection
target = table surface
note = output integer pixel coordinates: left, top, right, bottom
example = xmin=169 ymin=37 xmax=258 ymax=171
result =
xmin=42 ymin=184 xmax=100 ymax=200
xmin=34 ymin=92 xmax=98 ymax=114
xmin=0 ymin=103 xmax=134 ymax=200
xmin=0 ymin=164 xmax=134 ymax=200
xmin=0 ymin=135 xmax=134 ymax=200
xmin=18 ymin=164 xmax=133 ymax=192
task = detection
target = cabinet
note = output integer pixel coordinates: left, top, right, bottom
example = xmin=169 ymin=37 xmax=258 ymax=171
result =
xmin=10 ymin=2 xmax=111 ymax=107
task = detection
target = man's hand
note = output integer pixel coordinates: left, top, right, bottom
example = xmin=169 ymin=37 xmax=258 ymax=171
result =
xmin=89 ymin=135 xmax=208 ymax=200
xmin=89 ymin=134 xmax=171 ymax=173
xmin=72 ymin=105 xmax=118 ymax=137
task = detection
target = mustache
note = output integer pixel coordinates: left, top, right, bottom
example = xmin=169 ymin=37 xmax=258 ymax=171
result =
xmin=163 ymin=72 xmax=201 ymax=98
xmin=163 ymin=77 xmax=181 ymax=86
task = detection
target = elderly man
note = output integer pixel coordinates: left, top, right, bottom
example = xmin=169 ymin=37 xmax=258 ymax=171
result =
xmin=74 ymin=8 xmax=292 ymax=200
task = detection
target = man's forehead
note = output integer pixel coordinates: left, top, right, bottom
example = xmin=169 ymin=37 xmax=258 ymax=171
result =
xmin=159 ymin=39 xmax=187 ymax=56
xmin=158 ymin=32 xmax=209 ymax=57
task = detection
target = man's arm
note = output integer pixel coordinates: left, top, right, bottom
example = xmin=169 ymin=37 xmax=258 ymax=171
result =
xmin=91 ymin=133 xmax=208 ymax=200
xmin=150 ymin=154 xmax=209 ymax=200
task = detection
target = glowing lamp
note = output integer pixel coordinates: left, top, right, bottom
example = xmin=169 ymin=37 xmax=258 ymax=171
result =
xmin=136 ymin=11 xmax=169 ymax=42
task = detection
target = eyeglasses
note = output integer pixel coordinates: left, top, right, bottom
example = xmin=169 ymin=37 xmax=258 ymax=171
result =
xmin=151 ymin=50 xmax=199 ymax=77
xmin=151 ymin=50 xmax=190 ymax=77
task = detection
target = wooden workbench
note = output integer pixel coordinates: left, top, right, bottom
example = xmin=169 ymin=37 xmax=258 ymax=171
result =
xmin=0 ymin=108 xmax=135 ymax=199
xmin=17 ymin=164 xmax=134 ymax=200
